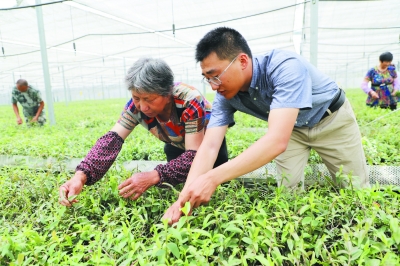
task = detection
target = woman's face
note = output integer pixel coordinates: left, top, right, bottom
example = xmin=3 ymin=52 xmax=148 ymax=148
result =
xmin=131 ymin=91 xmax=170 ymax=118
xmin=379 ymin=61 xmax=392 ymax=70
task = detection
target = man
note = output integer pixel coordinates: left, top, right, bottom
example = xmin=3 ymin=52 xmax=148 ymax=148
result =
xmin=12 ymin=79 xmax=46 ymax=126
xmin=163 ymin=27 xmax=369 ymax=224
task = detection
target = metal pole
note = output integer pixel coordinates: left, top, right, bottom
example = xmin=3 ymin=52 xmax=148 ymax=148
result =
xmin=310 ymin=0 xmax=318 ymax=67
xmin=61 ymin=66 xmax=68 ymax=106
xmin=101 ymin=76 xmax=105 ymax=100
xmin=368 ymin=54 xmax=371 ymax=70
xmin=35 ymin=0 xmax=55 ymax=125
xmin=102 ymin=83 xmax=105 ymax=100
xmin=12 ymin=72 xmax=15 ymax=84
xmin=123 ymin=58 xmax=129 ymax=98
xmin=345 ymin=63 xmax=348 ymax=90
xmin=66 ymin=80 xmax=71 ymax=102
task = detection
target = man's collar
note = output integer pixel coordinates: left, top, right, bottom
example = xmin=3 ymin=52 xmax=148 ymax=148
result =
xmin=249 ymin=57 xmax=258 ymax=91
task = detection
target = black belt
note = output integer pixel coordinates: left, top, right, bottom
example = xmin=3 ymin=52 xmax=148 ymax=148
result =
xmin=320 ymin=89 xmax=346 ymax=121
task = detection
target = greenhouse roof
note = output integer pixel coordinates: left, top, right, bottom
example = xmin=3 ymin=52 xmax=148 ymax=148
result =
xmin=0 ymin=0 xmax=399 ymax=93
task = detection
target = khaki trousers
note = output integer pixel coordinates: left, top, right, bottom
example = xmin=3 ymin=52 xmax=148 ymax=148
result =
xmin=275 ymin=99 xmax=370 ymax=188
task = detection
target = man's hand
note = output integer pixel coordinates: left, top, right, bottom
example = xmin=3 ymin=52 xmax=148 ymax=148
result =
xmin=392 ymin=89 xmax=398 ymax=96
xmin=162 ymin=172 xmax=218 ymax=224
xmin=59 ymin=173 xmax=86 ymax=207
xmin=30 ymin=116 xmax=38 ymax=123
xmin=369 ymin=91 xmax=379 ymax=99
xmin=16 ymin=117 xmax=23 ymax=125
xmin=162 ymin=200 xmax=185 ymax=225
xmin=118 ymin=170 xmax=160 ymax=200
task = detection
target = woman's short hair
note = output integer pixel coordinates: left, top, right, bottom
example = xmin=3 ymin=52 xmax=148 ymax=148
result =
xmin=379 ymin=52 xmax=393 ymax=62
xmin=125 ymin=57 xmax=174 ymax=96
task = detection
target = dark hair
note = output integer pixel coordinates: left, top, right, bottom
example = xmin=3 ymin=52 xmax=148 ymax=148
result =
xmin=16 ymin=79 xmax=28 ymax=86
xmin=195 ymin=27 xmax=252 ymax=62
xmin=379 ymin=52 xmax=393 ymax=62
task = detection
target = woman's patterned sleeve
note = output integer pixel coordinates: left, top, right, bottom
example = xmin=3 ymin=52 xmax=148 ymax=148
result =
xmin=181 ymin=98 xmax=206 ymax=134
xmin=154 ymin=150 xmax=197 ymax=187
xmin=76 ymin=131 xmax=124 ymax=185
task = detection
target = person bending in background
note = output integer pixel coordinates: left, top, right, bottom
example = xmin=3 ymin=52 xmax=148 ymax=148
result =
xmin=58 ymin=57 xmax=228 ymax=206
xmin=11 ymin=79 xmax=46 ymax=126
xmin=361 ymin=52 xmax=399 ymax=110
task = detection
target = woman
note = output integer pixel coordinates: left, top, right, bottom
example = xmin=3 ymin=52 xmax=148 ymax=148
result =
xmin=361 ymin=52 xmax=399 ymax=110
xmin=59 ymin=58 xmax=228 ymax=206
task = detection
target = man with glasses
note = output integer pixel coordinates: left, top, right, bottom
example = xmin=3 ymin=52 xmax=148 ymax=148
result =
xmin=163 ymin=27 xmax=369 ymax=224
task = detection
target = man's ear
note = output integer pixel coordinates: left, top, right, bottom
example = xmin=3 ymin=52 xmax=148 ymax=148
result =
xmin=238 ymin=53 xmax=250 ymax=70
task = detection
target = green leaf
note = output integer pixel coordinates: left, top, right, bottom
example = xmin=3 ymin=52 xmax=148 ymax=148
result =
xmin=224 ymin=225 xmax=242 ymax=234
xmin=180 ymin=201 xmax=191 ymax=216
xmin=241 ymin=237 xmax=252 ymax=245
xmin=68 ymin=195 xmax=77 ymax=201
xmin=287 ymin=239 xmax=294 ymax=252
xmin=301 ymin=217 xmax=312 ymax=226
xmin=298 ymin=205 xmax=310 ymax=215
xmin=365 ymin=259 xmax=381 ymax=266
xmin=255 ymin=255 xmax=272 ymax=265
xmin=17 ymin=253 xmax=24 ymax=264
xmin=166 ymin=242 xmax=180 ymax=259
xmin=169 ymin=228 xmax=182 ymax=242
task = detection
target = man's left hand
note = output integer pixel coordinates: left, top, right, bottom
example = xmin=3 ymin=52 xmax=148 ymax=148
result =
xmin=118 ymin=170 xmax=160 ymax=200
xmin=163 ymin=173 xmax=218 ymax=224
xmin=30 ymin=117 xmax=38 ymax=123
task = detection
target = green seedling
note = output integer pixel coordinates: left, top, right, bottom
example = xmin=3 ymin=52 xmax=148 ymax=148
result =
xmin=68 ymin=195 xmax=78 ymax=202
xmin=1 ymin=92 xmax=399 ymax=265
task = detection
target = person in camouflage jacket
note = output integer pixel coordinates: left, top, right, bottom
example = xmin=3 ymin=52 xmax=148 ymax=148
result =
xmin=11 ymin=79 xmax=46 ymax=126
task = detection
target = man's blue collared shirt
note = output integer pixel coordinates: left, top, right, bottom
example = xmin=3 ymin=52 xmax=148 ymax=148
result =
xmin=208 ymin=49 xmax=339 ymax=128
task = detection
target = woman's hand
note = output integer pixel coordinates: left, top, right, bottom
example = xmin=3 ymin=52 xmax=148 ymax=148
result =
xmin=369 ymin=91 xmax=379 ymax=99
xmin=59 ymin=171 xmax=87 ymax=206
xmin=118 ymin=170 xmax=160 ymax=200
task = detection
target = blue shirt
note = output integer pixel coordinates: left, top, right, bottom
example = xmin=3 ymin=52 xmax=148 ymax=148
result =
xmin=208 ymin=49 xmax=339 ymax=128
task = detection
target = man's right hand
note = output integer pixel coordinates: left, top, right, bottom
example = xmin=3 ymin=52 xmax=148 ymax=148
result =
xmin=59 ymin=172 xmax=87 ymax=207
xmin=369 ymin=91 xmax=379 ymax=100
xmin=16 ymin=117 xmax=23 ymax=125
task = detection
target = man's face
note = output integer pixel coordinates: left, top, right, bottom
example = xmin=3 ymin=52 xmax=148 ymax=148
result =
xmin=200 ymin=52 xmax=245 ymax=100
xmin=16 ymin=84 xmax=28 ymax=92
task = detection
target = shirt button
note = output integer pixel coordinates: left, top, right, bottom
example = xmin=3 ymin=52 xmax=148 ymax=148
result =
xmin=295 ymin=121 xmax=297 ymax=124
xmin=256 ymin=87 xmax=258 ymax=90
xmin=254 ymin=98 xmax=257 ymax=100
xmin=305 ymin=122 xmax=308 ymax=124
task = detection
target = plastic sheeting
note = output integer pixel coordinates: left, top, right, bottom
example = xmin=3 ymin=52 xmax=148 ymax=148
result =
xmin=1 ymin=0 xmax=399 ymax=105
xmin=1 ymin=155 xmax=399 ymax=186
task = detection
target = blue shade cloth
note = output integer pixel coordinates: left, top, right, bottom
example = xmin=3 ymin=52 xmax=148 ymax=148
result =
xmin=208 ymin=49 xmax=339 ymax=128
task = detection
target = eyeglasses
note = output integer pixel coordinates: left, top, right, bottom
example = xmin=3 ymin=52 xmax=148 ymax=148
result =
xmin=202 ymin=55 xmax=238 ymax=86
